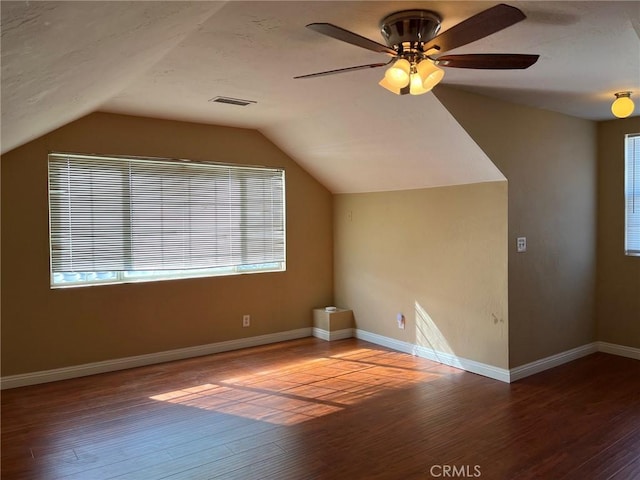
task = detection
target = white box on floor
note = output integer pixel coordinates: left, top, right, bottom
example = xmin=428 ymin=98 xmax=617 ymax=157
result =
xmin=312 ymin=308 xmax=354 ymax=341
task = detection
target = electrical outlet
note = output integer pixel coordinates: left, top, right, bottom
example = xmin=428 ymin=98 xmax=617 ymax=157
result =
xmin=242 ymin=315 xmax=250 ymax=327
xmin=516 ymin=237 xmax=527 ymax=253
xmin=397 ymin=313 xmax=405 ymax=330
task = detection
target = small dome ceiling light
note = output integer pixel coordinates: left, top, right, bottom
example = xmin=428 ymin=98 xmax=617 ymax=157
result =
xmin=612 ymin=91 xmax=635 ymax=119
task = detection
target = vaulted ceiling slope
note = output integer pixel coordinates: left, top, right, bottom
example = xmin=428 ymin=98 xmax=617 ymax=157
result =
xmin=2 ymin=2 xmax=638 ymax=193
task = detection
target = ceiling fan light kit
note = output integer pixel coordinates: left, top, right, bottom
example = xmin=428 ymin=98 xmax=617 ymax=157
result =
xmin=378 ymin=10 xmax=446 ymax=95
xmin=294 ymin=3 xmax=540 ymax=96
xmin=611 ymin=91 xmax=635 ymax=118
xmin=379 ymin=58 xmax=445 ymax=95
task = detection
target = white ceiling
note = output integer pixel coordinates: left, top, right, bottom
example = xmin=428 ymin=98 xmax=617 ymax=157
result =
xmin=2 ymin=1 xmax=639 ymax=193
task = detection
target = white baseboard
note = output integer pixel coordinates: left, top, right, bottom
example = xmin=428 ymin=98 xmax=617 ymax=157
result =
xmin=509 ymin=343 xmax=598 ymax=382
xmin=355 ymin=330 xmax=639 ymax=383
xmin=413 ymin=345 xmax=511 ymax=383
xmin=354 ymin=329 xmax=511 ymax=383
xmin=4 ymin=326 xmax=637 ymax=390
xmin=597 ymin=341 xmax=640 ymax=360
xmin=312 ymin=327 xmax=354 ymax=342
xmin=353 ymin=329 xmax=414 ymax=355
xmin=508 ymin=341 xmax=640 ymax=382
xmin=0 ymin=327 xmax=312 ymax=390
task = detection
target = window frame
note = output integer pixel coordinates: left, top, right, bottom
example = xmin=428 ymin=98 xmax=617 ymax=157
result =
xmin=625 ymin=133 xmax=640 ymax=257
xmin=48 ymin=152 xmax=286 ymax=288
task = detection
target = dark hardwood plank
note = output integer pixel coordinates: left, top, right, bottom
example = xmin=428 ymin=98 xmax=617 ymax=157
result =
xmin=2 ymin=338 xmax=639 ymax=479
xmin=611 ymin=456 xmax=640 ymax=479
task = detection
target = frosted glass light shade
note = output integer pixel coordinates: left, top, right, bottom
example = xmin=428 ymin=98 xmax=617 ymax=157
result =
xmin=409 ymin=73 xmax=428 ymax=95
xmin=416 ymin=61 xmax=445 ymax=91
xmin=379 ymin=76 xmax=403 ymax=95
xmin=612 ymin=93 xmax=635 ymax=118
xmin=384 ymin=59 xmax=411 ymax=88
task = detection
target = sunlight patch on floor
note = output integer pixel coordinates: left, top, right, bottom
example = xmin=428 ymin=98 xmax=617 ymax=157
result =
xmin=150 ymin=347 xmax=442 ymax=425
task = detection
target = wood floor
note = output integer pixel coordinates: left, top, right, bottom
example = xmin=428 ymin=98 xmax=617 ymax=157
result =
xmin=2 ymin=338 xmax=639 ymax=480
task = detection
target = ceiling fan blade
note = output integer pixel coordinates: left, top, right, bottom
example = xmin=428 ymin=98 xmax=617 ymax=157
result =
xmin=437 ymin=53 xmax=539 ymax=69
xmin=307 ymin=23 xmax=397 ymax=56
xmin=294 ymin=61 xmax=391 ymax=79
xmin=423 ymin=4 xmax=526 ymax=54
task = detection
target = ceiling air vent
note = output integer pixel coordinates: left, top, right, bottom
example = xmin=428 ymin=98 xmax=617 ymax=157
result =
xmin=209 ymin=96 xmax=256 ymax=107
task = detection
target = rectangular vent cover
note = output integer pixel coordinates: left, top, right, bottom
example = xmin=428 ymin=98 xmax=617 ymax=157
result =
xmin=209 ymin=96 xmax=256 ymax=107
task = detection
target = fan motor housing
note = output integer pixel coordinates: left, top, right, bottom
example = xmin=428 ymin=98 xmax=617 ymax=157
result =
xmin=380 ymin=10 xmax=442 ymax=48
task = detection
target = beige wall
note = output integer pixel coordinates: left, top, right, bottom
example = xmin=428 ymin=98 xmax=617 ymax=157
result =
xmin=596 ymin=117 xmax=640 ymax=348
xmin=1 ymin=112 xmax=334 ymax=376
xmin=435 ymin=87 xmax=597 ymax=367
xmin=334 ymin=182 xmax=509 ymax=369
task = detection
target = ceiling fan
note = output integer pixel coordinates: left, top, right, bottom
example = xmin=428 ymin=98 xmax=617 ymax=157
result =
xmin=294 ymin=3 xmax=539 ymax=95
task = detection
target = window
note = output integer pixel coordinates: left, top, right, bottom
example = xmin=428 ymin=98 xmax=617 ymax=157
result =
xmin=626 ymin=134 xmax=640 ymax=256
xmin=48 ymin=153 xmax=286 ymax=287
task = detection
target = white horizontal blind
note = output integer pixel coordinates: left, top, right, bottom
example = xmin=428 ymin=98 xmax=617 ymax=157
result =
xmin=49 ymin=153 xmax=285 ymax=274
xmin=626 ymin=134 xmax=640 ymax=256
